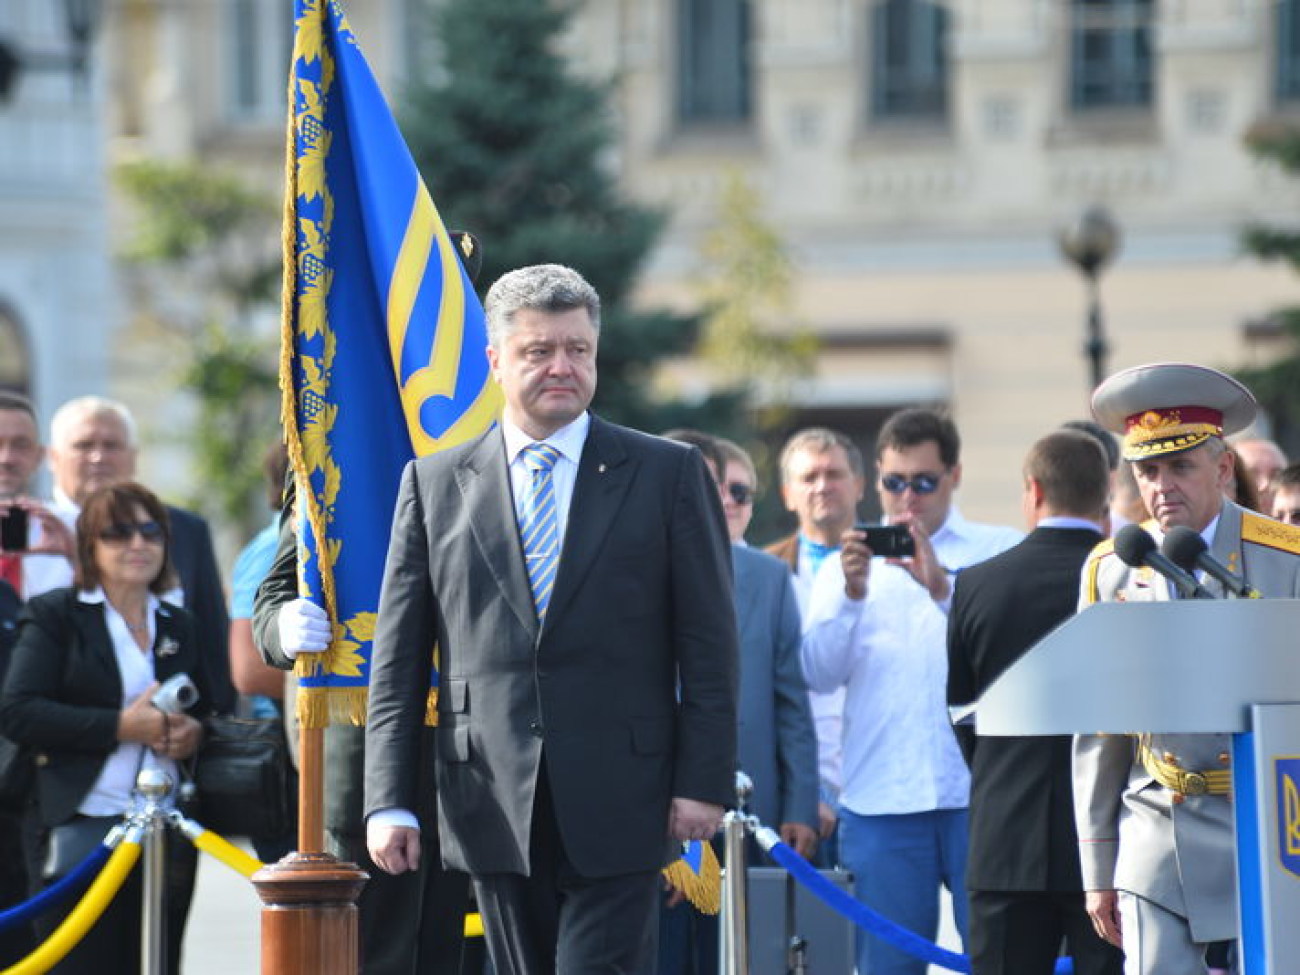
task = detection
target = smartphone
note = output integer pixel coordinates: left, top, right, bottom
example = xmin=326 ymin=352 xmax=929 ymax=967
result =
xmin=0 ymin=506 xmax=27 ymax=553
xmin=855 ymin=523 xmax=915 ymax=559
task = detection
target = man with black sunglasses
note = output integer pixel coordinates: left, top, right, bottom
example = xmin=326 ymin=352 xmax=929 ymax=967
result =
xmin=802 ymin=408 xmax=1021 ymax=975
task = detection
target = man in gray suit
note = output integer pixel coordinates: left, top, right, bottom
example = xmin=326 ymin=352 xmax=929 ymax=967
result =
xmin=364 ymin=264 xmax=738 ymax=975
xmin=656 ymin=432 xmax=817 ymax=973
xmin=713 ymin=436 xmax=818 ymax=853
xmin=1076 ymin=363 xmax=1300 ymax=975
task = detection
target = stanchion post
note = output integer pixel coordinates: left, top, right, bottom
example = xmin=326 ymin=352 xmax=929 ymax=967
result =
xmin=135 ymin=768 xmax=173 ymax=975
xmin=720 ymin=772 xmax=753 ymax=975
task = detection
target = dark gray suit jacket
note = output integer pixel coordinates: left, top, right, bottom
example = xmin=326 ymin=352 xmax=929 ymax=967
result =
xmin=165 ymin=505 xmax=234 ymax=715
xmin=364 ymin=415 xmax=738 ymax=879
xmin=731 ymin=544 xmax=817 ymax=832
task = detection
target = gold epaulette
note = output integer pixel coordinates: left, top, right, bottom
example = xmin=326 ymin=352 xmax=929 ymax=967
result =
xmin=1087 ymin=536 xmax=1116 ymax=562
xmin=1083 ymin=535 xmax=1117 ymax=605
xmin=1241 ymin=511 xmax=1300 ymax=555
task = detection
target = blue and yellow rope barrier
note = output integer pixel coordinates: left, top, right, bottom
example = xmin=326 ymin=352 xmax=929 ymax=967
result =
xmin=1 ymin=825 xmax=143 ymax=975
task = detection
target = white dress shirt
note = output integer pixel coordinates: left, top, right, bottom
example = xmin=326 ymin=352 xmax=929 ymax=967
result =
xmin=801 ymin=508 xmax=1021 ymax=816
xmin=789 ymin=540 xmax=846 ymax=801
xmin=75 ymin=588 xmax=179 ymax=816
xmin=501 ymin=411 xmax=589 ymax=546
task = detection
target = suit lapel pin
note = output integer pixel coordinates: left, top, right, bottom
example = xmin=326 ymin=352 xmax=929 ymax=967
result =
xmin=598 ymin=463 xmax=607 ymax=474
xmin=156 ymin=635 xmax=180 ymax=659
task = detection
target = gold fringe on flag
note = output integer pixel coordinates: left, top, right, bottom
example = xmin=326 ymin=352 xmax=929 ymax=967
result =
xmin=293 ymin=684 xmax=439 ymax=730
xmin=661 ymin=841 xmax=721 ymax=915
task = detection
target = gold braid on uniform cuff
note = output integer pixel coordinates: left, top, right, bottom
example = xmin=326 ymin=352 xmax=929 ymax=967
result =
xmin=1138 ymin=740 xmax=1231 ymax=796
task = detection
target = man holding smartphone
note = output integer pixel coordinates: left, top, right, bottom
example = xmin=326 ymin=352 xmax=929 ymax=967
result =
xmin=0 ymin=392 xmax=75 ymax=598
xmin=801 ymin=408 xmax=1021 ymax=975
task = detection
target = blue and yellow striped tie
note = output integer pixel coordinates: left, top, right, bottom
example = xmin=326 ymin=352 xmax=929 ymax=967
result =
xmin=520 ymin=443 xmax=561 ymax=620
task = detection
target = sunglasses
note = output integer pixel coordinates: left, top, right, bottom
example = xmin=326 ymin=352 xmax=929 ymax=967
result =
xmin=98 ymin=521 xmax=165 ymax=544
xmin=879 ymin=473 xmax=943 ymax=495
xmin=726 ymin=482 xmax=754 ymax=505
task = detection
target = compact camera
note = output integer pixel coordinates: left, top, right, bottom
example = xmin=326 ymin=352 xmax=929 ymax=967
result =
xmin=854 ymin=523 xmax=916 ymax=559
xmin=151 ymin=673 xmax=198 ymax=714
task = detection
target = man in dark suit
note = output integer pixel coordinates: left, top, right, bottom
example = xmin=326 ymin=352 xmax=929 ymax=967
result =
xmin=363 ymin=264 xmax=738 ymax=974
xmin=946 ymin=429 xmax=1123 ymax=975
xmin=34 ymin=396 xmax=235 ymax=713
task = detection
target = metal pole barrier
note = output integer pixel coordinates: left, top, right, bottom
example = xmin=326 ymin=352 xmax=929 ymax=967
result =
xmin=720 ymin=772 xmax=753 ymax=975
xmin=785 ymin=871 xmax=807 ymax=975
xmin=136 ymin=767 xmax=173 ymax=975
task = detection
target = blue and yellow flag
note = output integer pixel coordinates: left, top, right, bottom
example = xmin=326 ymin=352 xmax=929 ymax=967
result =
xmin=283 ymin=0 xmax=501 ymax=728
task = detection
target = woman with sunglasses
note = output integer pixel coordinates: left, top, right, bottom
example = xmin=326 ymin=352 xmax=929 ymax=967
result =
xmin=0 ymin=481 xmax=210 ymax=974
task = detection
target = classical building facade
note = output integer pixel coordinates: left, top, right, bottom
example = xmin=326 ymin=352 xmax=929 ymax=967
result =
xmin=568 ymin=0 xmax=1300 ymax=522
xmin=84 ymin=0 xmax=1300 ymax=526
xmin=0 ymin=1 xmax=113 ymax=457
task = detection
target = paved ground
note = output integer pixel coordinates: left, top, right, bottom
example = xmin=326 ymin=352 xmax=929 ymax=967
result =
xmin=182 ymin=839 xmax=261 ymax=974
xmin=178 ymin=843 xmax=962 ymax=974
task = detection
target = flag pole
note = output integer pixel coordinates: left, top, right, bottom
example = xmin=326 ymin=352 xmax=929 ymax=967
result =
xmin=298 ymin=723 xmax=325 ymax=854
xmin=249 ymin=4 xmax=365 ymax=968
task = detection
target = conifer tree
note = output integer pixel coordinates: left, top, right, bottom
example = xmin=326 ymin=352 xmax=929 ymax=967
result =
xmin=1236 ymin=122 xmax=1300 ymax=452
xmin=400 ymin=0 xmax=742 ymax=433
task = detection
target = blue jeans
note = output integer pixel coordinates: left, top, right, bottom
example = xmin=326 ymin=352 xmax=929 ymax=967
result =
xmin=838 ymin=807 xmax=969 ymax=975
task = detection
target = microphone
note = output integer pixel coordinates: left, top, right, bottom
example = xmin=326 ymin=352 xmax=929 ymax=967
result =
xmin=1161 ymin=525 xmax=1260 ymax=599
xmin=1113 ymin=524 xmax=1216 ymax=600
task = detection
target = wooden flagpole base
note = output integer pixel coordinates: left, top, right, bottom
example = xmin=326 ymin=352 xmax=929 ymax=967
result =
xmin=253 ymin=852 xmax=368 ymax=975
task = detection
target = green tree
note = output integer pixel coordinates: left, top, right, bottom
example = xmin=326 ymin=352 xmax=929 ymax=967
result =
xmin=1235 ymin=121 xmax=1300 ymax=454
xmin=400 ymin=0 xmax=742 ymax=433
xmin=693 ymin=171 xmax=816 ymax=538
xmin=695 ymin=171 xmax=815 ymax=414
xmin=115 ymin=160 xmax=281 ymax=534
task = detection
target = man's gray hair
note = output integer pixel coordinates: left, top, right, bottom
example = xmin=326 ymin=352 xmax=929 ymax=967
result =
xmin=778 ymin=426 xmax=864 ymax=483
xmin=484 ymin=264 xmax=601 ymax=348
xmin=50 ymin=395 xmax=138 ymax=450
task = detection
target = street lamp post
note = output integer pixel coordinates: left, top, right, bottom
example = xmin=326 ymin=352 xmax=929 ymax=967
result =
xmin=1058 ymin=205 xmax=1122 ymax=391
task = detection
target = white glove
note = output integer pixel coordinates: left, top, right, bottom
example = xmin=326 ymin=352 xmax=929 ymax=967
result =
xmin=277 ymin=598 xmax=331 ymax=659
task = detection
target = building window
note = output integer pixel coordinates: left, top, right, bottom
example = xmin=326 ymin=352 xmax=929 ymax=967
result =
xmin=225 ymin=0 xmax=294 ymax=124
xmin=1070 ymin=0 xmax=1154 ymax=110
xmin=870 ymin=0 xmax=950 ymax=122
xmin=1279 ymin=0 xmax=1300 ymax=101
xmin=677 ymin=0 xmax=751 ymax=125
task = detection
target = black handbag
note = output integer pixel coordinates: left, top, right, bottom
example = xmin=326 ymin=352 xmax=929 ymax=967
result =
xmin=43 ymin=815 xmax=120 ymax=880
xmin=191 ymin=716 xmax=292 ymax=838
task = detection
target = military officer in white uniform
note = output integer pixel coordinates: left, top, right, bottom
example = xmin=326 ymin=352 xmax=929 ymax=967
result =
xmin=1074 ymin=362 xmax=1300 ymax=975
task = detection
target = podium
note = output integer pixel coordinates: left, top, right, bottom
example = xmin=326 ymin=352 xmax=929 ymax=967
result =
xmin=971 ymin=599 xmax=1300 ymax=975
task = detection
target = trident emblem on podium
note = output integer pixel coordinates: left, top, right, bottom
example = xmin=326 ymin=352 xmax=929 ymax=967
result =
xmin=1277 ymin=758 xmax=1300 ymax=878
